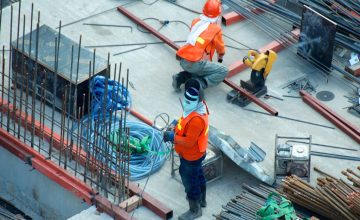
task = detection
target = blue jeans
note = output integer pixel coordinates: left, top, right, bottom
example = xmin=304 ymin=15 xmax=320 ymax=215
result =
xmin=179 ymin=155 xmax=206 ymax=200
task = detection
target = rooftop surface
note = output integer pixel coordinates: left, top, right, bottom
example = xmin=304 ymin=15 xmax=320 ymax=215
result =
xmin=1 ymin=0 xmax=359 ymax=219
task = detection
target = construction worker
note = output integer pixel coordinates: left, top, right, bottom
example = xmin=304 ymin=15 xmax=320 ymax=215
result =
xmin=164 ymin=79 xmax=209 ymax=220
xmin=173 ymin=0 xmax=228 ymax=92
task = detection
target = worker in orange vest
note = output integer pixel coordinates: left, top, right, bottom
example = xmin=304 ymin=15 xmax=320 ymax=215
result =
xmin=164 ymin=79 xmax=209 ymax=220
xmin=173 ymin=0 xmax=228 ymax=92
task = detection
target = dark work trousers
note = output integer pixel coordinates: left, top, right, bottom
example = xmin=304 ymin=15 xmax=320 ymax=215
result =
xmin=179 ymin=155 xmax=206 ymax=201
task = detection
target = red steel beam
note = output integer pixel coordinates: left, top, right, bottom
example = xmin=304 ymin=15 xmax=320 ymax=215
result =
xmin=117 ymin=5 xmax=278 ymax=116
xmin=0 ymin=98 xmax=173 ymax=219
xmin=222 ymin=11 xmax=246 ymax=26
xmin=299 ymin=91 xmax=360 ymax=144
xmin=223 ymin=79 xmax=278 ymax=115
xmin=127 ymin=182 xmax=173 ymax=219
xmin=222 ymin=0 xmax=277 ymax=26
xmin=227 ymin=29 xmax=300 ymax=77
xmin=300 ymin=90 xmax=360 ymax=136
xmin=0 ymin=126 xmax=132 ymax=220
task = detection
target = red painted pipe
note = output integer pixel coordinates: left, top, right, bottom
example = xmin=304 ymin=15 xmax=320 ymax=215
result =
xmin=222 ymin=11 xmax=246 ymax=26
xmin=223 ymin=78 xmax=278 ymax=115
xmin=300 ymin=92 xmax=360 ymax=144
xmin=117 ymin=6 xmax=278 ymax=116
xmin=300 ymin=90 xmax=360 ymax=136
xmin=129 ymin=109 xmax=153 ymax=126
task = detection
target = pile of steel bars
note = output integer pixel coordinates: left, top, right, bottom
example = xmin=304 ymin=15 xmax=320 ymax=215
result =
xmin=223 ymin=0 xmax=360 ymax=85
xmin=300 ymin=90 xmax=360 ymax=144
xmin=280 ymin=170 xmax=360 ymax=220
xmin=224 ymin=0 xmax=360 ymax=54
xmin=342 ymin=167 xmax=360 ymax=188
xmin=214 ymin=184 xmax=277 ymax=220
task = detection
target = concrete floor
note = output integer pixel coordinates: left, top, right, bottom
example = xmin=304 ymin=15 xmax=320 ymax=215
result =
xmin=0 ymin=0 xmax=359 ymax=219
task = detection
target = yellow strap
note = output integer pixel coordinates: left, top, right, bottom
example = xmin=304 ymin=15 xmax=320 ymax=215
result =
xmin=177 ymin=118 xmax=182 ymax=131
xmin=196 ymin=37 xmax=205 ymax=45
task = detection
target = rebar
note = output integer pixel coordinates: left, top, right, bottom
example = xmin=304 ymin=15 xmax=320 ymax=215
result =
xmin=280 ymin=172 xmax=360 ymax=220
xmin=0 ymin=2 xmax=133 ymax=204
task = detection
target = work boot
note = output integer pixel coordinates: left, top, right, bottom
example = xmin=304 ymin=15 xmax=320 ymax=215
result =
xmin=200 ymin=186 xmax=206 ymax=208
xmin=172 ymin=74 xmax=182 ymax=92
xmin=178 ymin=199 xmax=202 ymax=220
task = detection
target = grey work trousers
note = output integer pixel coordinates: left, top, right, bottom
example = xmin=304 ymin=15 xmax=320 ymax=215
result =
xmin=180 ymin=59 xmax=228 ymax=88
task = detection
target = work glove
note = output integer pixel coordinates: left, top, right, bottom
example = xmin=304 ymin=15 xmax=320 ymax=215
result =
xmin=167 ymin=119 xmax=178 ymax=131
xmin=163 ymin=131 xmax=175 ymax=143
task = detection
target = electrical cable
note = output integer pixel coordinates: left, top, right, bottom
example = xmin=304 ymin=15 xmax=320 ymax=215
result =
xmin=137 ymin=17 xmax=190 ymax=34
xmin=223 ymin=34 xmax=254 ymax=50
xmin=165 ymin=0 xmax=202 ymax=14
xmin=72 ymin=76 xmax=171 ymax=181
xmin=141 ymin=0 xmax=160 ymax=6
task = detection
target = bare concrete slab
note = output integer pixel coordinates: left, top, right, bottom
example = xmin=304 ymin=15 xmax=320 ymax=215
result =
xmin=0 ymin=0 xmax=359 ymax=219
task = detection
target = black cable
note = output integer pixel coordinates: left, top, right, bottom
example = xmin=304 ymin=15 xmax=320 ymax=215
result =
xmin=136 ymin=17 xmax=190 ymax=34
xmin=165 ymin=0 xmax=201 ymax=14
xmin=225 ymin=45 xmax=253 ymax=51
xmin=141 ymin=0 xmax=160 ymax=6
xmin=223 ymin=34 xmax=254 ymax=50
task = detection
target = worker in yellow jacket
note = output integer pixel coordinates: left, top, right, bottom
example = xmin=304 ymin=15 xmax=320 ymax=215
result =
xmin=173 ymin=0 xmax=228 ymax=92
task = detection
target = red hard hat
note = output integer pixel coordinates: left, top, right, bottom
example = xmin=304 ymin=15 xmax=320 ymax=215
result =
xmin=203 ymin=0 xmax=222 ymax=18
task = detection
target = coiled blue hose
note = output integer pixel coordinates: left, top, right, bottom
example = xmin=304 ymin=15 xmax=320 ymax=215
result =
xmin=74 ymin=76 xmax=169 ymax=181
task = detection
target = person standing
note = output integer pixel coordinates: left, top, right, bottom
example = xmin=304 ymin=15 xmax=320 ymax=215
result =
xmin=164 ymin=80 xmax=209 ymax=220
xmin=173 ymin=0 xmax=228 ymax=92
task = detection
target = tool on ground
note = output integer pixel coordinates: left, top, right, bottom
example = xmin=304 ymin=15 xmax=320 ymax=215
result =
xmin=227 ymin=50 xmax=277 ymax=107
xmin=274 ymin=135 xmax=311 ymax=182
xmin=215 ymin=184 xmax=313 ymax=220
xmin=345 ymin=87 xmax=360 ymax=117
xmin=264 ymin=93 xmax=284 ymax=101
xmin=256 ymin=192 xmax=302 ymax=220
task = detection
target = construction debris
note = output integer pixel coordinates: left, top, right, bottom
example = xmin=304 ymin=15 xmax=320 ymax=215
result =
xmin=209 ymin=125 xmax=274 ymax=185
xmin=345 ymin=88 xmax=360 ymax=117
xmin=284 ymin=77 xmax=317 ymax=94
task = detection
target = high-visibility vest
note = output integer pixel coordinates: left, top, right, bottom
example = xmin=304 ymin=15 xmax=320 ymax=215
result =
xmin=176 ymin=18 xmax=222 ymax=62
xmin=174 ymin=111 xmax=209 ymax=161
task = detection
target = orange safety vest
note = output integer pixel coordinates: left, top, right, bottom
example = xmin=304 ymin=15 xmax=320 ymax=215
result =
xmin=176 ymin=18 xmax=223 ymax=62
xmin=174 ymin=111 xmax=209 ymax=161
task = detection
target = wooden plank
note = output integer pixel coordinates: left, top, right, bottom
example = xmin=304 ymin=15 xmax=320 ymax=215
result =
xmin=119 ymin=195 xmax=142 ymax=212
